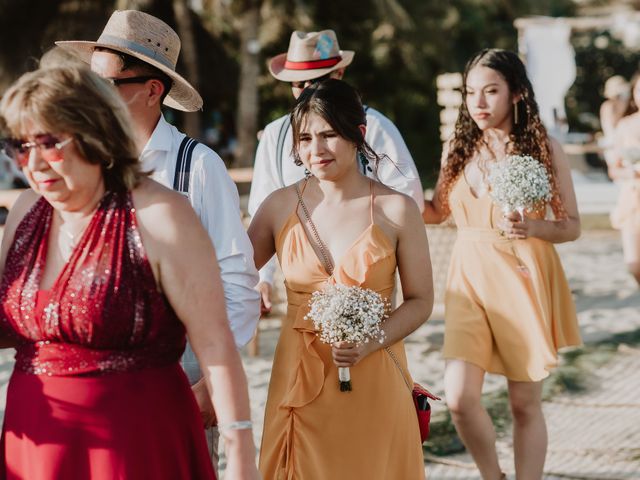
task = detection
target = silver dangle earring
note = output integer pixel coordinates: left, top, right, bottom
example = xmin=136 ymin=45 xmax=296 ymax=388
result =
xmin=513 ymin=101 xmax=519 ymax=125
xmin=304 ymin=167 xmax=311 ymax=178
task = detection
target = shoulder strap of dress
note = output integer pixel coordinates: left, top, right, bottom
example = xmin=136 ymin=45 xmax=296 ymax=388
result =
xmin=369 ymin=179 xmax=375 ymax=225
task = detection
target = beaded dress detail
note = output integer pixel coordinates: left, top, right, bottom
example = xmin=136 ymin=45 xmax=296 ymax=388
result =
xmin=0 ymin=191 xmax=186 ymax=375
xmin=0 ymin=190 xmax=215 ymax=480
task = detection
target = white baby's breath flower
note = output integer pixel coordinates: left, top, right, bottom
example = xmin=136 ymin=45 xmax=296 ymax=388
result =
xmin=488 ymin=155 xmax=552 ymax=214
xmin=304 ymin=284 xmax=388 ymax=346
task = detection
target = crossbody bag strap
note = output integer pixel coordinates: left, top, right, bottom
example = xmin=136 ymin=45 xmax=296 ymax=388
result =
xmin=385 ymin=346 xmax=413 ymax=394
xmin=294 ymin=180 xmax=334 ymax=276
xmin=173 ymin=136 xmax=200 ymax=194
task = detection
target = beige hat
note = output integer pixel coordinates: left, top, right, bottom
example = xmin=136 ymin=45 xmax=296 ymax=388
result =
xmin=269 ymin=30 xmax=355 ymax=82
xmin=56 ymin=10 xmax=202 ymax=112
xmin=604 ymin=75 xmax=630 ymax=100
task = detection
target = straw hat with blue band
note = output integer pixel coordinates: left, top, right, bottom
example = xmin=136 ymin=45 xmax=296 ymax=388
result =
xmin=56 ymin=10 xmax=202 ymax=112
xmin=269 ymin=30 xmax=355 ymax=82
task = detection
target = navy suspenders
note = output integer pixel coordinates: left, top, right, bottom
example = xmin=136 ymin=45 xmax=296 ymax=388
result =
xmin=172 ymin=136 xmax=199 ymax=194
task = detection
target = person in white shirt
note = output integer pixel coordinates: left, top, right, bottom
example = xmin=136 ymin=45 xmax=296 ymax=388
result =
xmin=249 ymin=29 xmax=424 ymax=312
xmin=57 ymin=10 xmax=260 ymax=474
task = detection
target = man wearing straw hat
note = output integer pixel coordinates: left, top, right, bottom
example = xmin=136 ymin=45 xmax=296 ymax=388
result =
xmin=248 ymin=29 xmax=424 ymax=313
xmin=57 ymin=10 xmax=260 ymax=470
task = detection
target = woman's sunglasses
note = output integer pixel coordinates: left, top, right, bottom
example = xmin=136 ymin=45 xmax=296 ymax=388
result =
xmin=0 ymin=134 xmax=73 ymax=168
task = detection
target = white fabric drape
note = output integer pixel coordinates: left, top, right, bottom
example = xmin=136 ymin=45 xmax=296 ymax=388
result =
xmin=523 ymin=20 xmax=576 ymax=134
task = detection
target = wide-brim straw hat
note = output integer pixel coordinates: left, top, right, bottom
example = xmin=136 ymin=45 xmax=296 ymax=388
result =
xmin=56 ymin=10 xmax=202 ymax=112
xmin=269 ymin=30 xmax=355 ymax=82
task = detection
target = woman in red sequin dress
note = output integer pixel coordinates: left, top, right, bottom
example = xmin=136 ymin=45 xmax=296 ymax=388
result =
xmin=0 ymin=66 xmax=259 ymax=479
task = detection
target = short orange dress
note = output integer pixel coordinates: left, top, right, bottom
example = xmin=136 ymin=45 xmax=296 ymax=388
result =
xmin=259 ymin=183 xmax=425 ymax=480
xmin=443 ymin=175 xmax=582 ymax=381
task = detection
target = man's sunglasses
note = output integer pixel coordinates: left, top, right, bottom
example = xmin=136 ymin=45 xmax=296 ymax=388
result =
xmin=0 ymin=135 xmax=73 ymax=168
xmin=290 ymin=74 xmax=331 ymax=90
xmin=105 ymin=75 xmax=160 ymax=87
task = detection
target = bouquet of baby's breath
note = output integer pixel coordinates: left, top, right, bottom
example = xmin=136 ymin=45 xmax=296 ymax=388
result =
xmin=488 ymin=155 xmax=552 ymax=217
xmin=488 ymin=155 xmax=552 ymax=278
xmin=305 ymin=284 xmax=388 ymax=392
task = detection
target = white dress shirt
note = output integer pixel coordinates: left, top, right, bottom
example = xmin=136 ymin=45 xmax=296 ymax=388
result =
xmin=141 ymin=115 xmax=260 ymax=351
xmin=248 ymin=107 xmax=424 ymax=284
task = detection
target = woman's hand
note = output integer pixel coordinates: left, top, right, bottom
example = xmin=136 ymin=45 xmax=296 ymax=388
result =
xmin=222 ymin=429 xmax=261 ymax=480
xmin=498 ymin=211 xmax=534 ymax=240
xmin=191 ymin=378 xmax=217 ymax=429
xmin=223 ymin=456 xmax=261 ymax=480
xmin=331 ymin=341 xmax=378 ymax=367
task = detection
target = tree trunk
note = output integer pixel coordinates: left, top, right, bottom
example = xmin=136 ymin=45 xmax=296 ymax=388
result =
xmin=234 ymin=2 xmax=260 ymax=167
xmin=173 ymin=0 xmax=201 ymax=138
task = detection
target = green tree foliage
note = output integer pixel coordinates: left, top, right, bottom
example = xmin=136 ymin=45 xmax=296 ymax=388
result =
xmin=0 ymin=0 xmax=589 ymax=183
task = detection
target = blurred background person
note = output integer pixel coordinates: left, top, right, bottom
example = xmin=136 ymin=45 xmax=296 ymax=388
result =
xmin=608 ymin=72 xmax=640 ymax=286
xmin=0 ymin=65 xmax=258 ymax=479
xmin=600 ymin=74 xmax=631 ymax=140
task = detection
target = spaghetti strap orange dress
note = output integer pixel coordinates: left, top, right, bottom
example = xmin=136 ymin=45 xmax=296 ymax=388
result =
xmin=259 ymin=182 xmax=425 ymax=480
xmin=443 ymin=175 xmax=582 ymax=382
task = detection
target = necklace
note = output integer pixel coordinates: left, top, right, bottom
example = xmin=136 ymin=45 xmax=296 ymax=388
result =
xmin=55 ymin=211 xmax=93 ymax=260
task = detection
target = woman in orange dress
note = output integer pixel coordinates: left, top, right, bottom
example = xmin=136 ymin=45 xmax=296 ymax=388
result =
xmin=249 ymin=79 xmax=433 ymax=480
xmin=423 ymin=49 xmax=582 ymax=480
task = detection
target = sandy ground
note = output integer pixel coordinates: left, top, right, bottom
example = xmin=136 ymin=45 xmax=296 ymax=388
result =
xmin=0 ymin=229 xmax=638 ymax=479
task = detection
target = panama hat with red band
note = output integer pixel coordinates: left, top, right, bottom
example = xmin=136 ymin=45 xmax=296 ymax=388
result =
xmin=268 ymin=30 xmax=355 ymax=82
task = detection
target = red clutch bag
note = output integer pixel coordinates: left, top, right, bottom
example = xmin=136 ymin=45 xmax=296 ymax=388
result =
xmin=413 ymin=383 xmax=441 ymax=442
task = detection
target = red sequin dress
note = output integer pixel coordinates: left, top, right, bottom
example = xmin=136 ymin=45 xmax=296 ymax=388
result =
xmin=0 ymin=191 xmax=216 ymax=480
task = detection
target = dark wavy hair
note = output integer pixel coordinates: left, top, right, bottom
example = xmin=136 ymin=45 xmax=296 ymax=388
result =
xmin=439 ymin=48 xmax=565 ymax=218
xmin=290 ymin=79 xmax=382 ymax=176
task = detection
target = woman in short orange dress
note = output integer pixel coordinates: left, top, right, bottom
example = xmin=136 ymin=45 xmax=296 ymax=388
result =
xmin=423 ymin=49 xmax=582 ymax=480
xmin=249 ymin=79 xmax=433 ymax=479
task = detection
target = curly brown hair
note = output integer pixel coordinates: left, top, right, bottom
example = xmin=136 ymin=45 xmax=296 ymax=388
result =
xmin=438 ymin=49 xmax=566 ymax=218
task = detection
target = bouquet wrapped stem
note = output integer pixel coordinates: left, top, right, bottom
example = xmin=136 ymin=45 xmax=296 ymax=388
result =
xmin=305 ymin=284 xmax=388 ymax=392
xmin=338 ymin=367 xmax=352 ymax=391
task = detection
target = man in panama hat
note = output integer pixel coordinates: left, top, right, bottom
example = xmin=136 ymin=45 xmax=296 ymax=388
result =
xmin=248 ymin=29 xmax=424 ymax=313
xmin=57 ymin=10 xmax=260 ymax=470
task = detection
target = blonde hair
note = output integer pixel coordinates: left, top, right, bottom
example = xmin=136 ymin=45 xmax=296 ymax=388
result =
xmin=0 ymin=65 xmax=142 ymax=192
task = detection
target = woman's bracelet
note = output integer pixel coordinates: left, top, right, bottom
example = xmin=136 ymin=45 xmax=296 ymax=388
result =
xmin=218 ymin=420 xmax=253 ymax=432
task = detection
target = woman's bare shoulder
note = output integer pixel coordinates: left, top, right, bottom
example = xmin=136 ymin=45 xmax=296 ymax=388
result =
xmin=616 ymin=113 xmax=640 ymax=134
xmin=373 ymin=181 xmax=421 ymax=223
xmin=130 ymin=178 xmax=200 ymax=240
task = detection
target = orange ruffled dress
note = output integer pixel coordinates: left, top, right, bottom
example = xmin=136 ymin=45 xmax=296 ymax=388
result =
xmin=443 ymin=176 xmax=582 ymax=382
xmin=259 ymin=186 xmax=425 ymax=480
